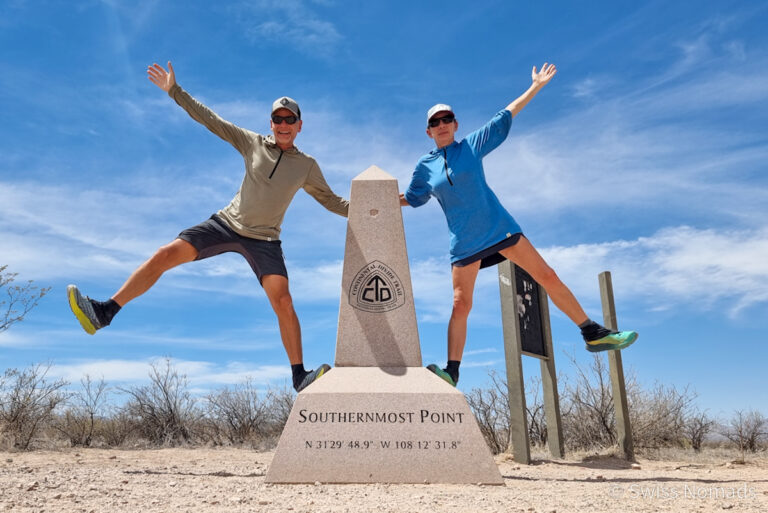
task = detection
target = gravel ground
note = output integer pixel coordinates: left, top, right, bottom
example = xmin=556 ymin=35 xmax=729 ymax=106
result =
xmin=1 ymin=448 xmax=766 ymax=512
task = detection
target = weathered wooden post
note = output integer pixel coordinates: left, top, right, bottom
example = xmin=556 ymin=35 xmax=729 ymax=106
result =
xmin=598 ymin=271 xmax=634 ymax=460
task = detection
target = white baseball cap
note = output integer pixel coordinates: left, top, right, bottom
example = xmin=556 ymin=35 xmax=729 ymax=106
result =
xmin=427 ymin=103 xmax=454 ymax=123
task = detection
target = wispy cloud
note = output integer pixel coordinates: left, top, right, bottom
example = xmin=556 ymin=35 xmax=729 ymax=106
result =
xmin=48 ymin=357 xmax=289 ymax=387
xmin=232 ymin=0 xmax=342 ymax=59
xmin=406 ymin=225 xmax=768 ymax=324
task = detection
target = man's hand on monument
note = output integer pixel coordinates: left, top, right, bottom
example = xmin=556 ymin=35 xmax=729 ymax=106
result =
xmin=399 ymin=193 xmax=410 ymax=207
xmin=147 ymin=61 xmax=176 ymax=92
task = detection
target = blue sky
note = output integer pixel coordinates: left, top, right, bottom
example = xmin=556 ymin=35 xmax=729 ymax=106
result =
xmin=1 ymin=1 xmax=766 ymax=417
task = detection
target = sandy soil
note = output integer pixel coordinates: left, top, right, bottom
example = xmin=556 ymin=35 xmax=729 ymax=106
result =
xmin=1 ymin=448 xmax=766 ymax=512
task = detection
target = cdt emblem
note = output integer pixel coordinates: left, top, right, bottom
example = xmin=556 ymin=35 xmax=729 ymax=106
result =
xmin=349 ymin=260 xmax=405 ymax=313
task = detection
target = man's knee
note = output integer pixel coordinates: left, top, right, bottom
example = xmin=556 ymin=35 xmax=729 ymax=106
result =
xmin=149 ymin=240 xmax=196 ymax=270
xmin=271 ymin=291 xmax=295 ymax=316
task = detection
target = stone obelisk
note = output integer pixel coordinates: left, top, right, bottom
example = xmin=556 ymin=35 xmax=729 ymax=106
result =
xmin=266 ymin=166 xmax=502 ymax=485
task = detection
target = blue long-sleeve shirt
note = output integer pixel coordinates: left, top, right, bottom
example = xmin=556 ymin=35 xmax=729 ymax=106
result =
xmin=404 ymin=109 xmax=522 ymax=263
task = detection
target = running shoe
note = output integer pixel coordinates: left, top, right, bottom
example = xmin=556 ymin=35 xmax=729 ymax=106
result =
xmin=585 ymin=331 xmax=638 ymax=352
xmin=427 ymin=364 xmax=456 ymax=387
xmin=295 ymin=364 xmax=331 ymax=392
xmin=67 ymin=285 xmax=103 ymax=335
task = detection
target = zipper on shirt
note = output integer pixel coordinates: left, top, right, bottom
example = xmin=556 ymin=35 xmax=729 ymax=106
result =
xmin=268 ymin=149 xmax=284 ymax=179
xmin=443 ymin=148 xmax=454 ymax=186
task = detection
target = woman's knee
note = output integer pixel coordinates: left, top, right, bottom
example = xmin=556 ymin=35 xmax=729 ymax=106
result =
xmin=536 ymin=265 xmax=560 ymax=288
xmin=452 ymin=292 xmax=473 ymax=318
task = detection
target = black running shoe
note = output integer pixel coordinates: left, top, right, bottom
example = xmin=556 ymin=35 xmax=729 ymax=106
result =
xmin=295 ymin=364 xmax=331 ymax=392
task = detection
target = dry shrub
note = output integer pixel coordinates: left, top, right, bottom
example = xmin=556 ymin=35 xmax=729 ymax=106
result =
xmin=683 ymin=409 xmax=715 ymax=452
xmin=97 ymin=407 xmax=138 ymax=447
xmin=0 ymin=265 xmax=50 ymax=334
xmin=720 ymin=409 xmax=767 ymax=460
xmin=204 ymin=381 xmax=294 ymax=447
xmin=54 ymin=375 xmax=109 ymax=447
xmin=0 ymin=364 xmax=68 ymax=449
xmin=120 ymin=358 xmax=199 ymax=446
xmin=561 ymin=354 xmax=617 ymax=450
xmin=466 ymin=371 xmax=546 ymax=454
xmin=466 ymin=371 xmax=511 ymax=454
xmin=628 ymin=382 xmax=693 ymax=449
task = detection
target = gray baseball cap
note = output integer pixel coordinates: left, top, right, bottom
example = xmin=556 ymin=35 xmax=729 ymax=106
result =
xmin=272 ymin=96 xmax=301 ymax=119
xmin=427 ymin=103 xmax=454 ymax=123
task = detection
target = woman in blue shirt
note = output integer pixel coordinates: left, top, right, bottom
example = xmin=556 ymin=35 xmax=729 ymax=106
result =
xmin=401 ymin=63 xmax=637 ymax=387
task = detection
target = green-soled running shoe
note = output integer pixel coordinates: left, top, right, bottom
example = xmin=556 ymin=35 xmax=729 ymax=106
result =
xmin=585 ymin=331 xmax=638 ymax=353
xmin=295 ymin=364 xmax=331 ymax=392
xmin=427 ymin=364 xmax=456 ymax=387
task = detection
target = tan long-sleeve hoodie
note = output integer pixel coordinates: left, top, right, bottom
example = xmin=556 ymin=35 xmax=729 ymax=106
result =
xmin=169 ymin=84 xmax=349 ymax=241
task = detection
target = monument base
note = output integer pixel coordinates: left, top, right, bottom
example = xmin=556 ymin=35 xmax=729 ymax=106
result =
xmin=266 ymin=367 xmax=503 ymax=484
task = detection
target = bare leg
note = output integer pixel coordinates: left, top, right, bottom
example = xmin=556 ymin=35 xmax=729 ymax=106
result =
xmin=448 ymin=260 xmax=482 ymax=362
xmin=112 ymin=238 xmax=198 ymax=306
xmin=499 ymin=236 xmax=589 ymax=325
xmin=262 ymin=274 xmax=303 ymax=365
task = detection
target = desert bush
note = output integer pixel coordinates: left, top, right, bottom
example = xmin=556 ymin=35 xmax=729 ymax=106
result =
xmin=0 ymin=265 xmax=50 ymax=333
xmin=98 ymin=406 xmax=139 ymax=447
xmin=467 ymin=371 xmax=511 ymax=454
xmin=120 ymin=358 xmax=199 ymax=446
xmin=466 ymin=371 xmax=548 ymax=454
xmin=720 ymin=409 xmax=767 ymax=459
xmin=683 ymin=408 xmax=715 ymax=452
xmin=205 ymin=378 xmax=270 ymax=444
xmin=525 ymin=375 xmax=548 ymax=447
xmin=628 ymin=382 xmax=693 ymax=449
xmin=262 ymin=384 xmax=294 ymax=439
xmin=204 ymin=380 xmax=295 ymax=447
xmin=54 ymin=375 xmax=109 ymax=447
xmin=0 ymin=364 xmax=69 ymax=449
xmin=560 ymin=354 xmax=617 ymax=450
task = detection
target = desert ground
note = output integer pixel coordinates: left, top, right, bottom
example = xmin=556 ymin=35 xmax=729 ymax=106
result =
xmin=1 ymin=448 xmax=766 ymax=512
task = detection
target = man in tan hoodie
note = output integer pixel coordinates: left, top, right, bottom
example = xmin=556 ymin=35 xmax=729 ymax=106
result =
xmin=67 ymin=61 xmax=348 ymax=392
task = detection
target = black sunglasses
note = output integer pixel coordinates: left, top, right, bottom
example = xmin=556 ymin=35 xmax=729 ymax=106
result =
xmin=428 ymin=115 xmax=455 ymax=128
xmin=271 ymin=114 xmax=298 ymax=125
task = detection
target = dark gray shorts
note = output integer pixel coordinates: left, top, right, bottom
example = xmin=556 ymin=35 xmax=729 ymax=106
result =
xmin=178 ymin=215 xmax=287 ymax=283
xmin=453 ymin=233 xmax=524 ymax=269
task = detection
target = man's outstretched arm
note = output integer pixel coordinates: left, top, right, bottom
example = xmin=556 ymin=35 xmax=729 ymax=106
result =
xmin=505 ymin=62 xmax=557 ymax=118
xmin=147 ymin=61 xmax=252 ymax=155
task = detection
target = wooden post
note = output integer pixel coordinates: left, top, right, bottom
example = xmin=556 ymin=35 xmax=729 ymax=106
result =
xmin=537 ymin=286 xmax=565 ymax=458
xmin=498 ymin=261 xmax=531 ymax=464
xmin=598 ymin=271 xmax=634 ymax=461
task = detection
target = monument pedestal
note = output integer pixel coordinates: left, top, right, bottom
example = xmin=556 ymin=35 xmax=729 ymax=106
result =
xmin=266 ymin=166 xmax=502 ymax=484
xmin=265 ymin=367 xmax=503 ymax=484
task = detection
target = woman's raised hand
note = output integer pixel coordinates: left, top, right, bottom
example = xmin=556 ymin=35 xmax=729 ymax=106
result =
xmin=532 ymin=62 xmax=557 ymax=86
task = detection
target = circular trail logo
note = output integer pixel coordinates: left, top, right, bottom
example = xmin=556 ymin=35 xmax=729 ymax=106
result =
xmin=349 ymin=261 xmax=405 ymax=313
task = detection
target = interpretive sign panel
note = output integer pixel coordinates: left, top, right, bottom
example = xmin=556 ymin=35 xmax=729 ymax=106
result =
xmin=515 ymin=265 xmax=547 ymax=359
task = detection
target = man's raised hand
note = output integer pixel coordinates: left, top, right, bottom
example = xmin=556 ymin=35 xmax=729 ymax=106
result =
xmin=147 ymin=61 xmax=176 ymax=92
xmin=532 ymin=62 xmax=557 ymax=87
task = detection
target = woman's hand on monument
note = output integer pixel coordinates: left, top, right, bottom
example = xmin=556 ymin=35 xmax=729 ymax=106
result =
xmin=531 ymin=62 xmax=557 ymax=87
xmin=147 ymin=61 xmax=176 ymax=92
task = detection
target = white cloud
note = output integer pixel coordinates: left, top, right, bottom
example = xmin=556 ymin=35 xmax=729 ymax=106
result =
xmin=233 ymin=0 xmax=342 ymax=58
xmin=542 ymin=225 xmax=768 ymax=317
xmin=404 ymin=225 xmax=768 ymax=325
xmin=48 ymin=357 xmax=289 ymax=387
